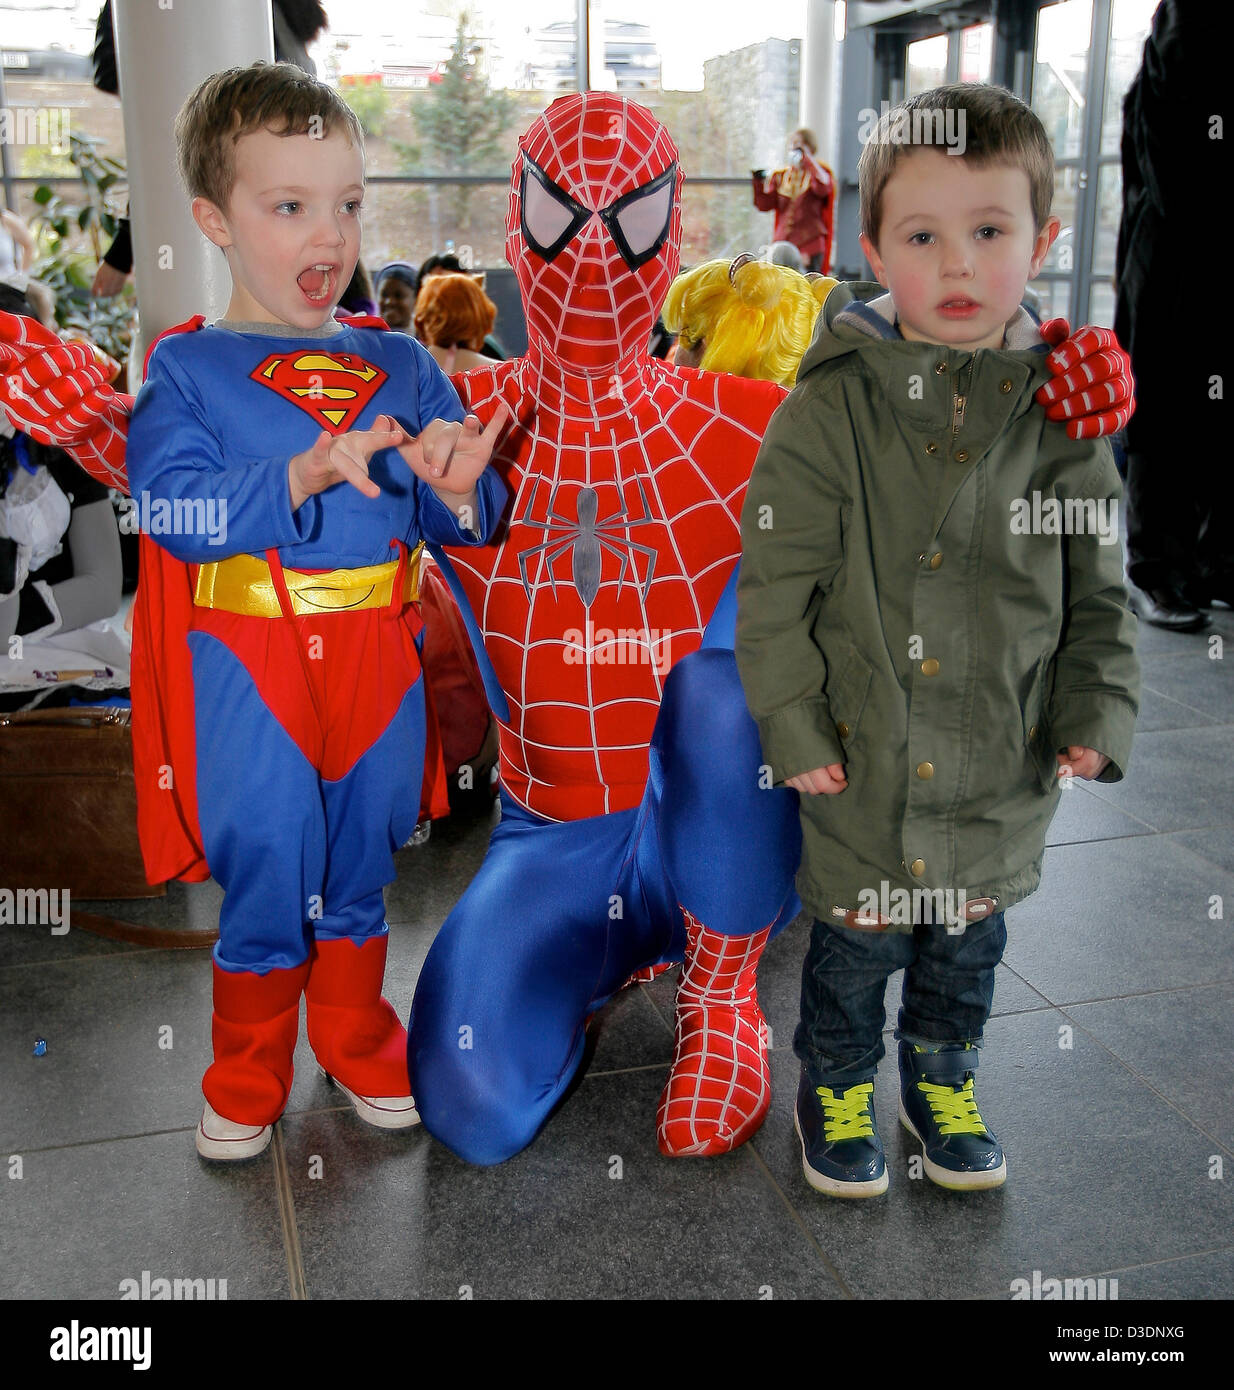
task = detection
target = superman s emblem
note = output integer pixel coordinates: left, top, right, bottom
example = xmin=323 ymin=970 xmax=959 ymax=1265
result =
xmin=250 ymin=351 xmax=388 ymax=434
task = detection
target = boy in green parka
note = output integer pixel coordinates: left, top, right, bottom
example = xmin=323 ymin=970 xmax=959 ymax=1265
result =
xmin=735 ymin=85 xmax=1139 ymax=1198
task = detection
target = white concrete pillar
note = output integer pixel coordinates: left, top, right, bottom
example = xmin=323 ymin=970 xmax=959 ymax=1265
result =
xmin=112 ymin=0 xmax=276 ymax=361
xmin=799 ymin=0 xmax=840 ymax=171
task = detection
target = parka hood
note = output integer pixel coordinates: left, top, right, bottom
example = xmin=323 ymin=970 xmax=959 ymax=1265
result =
xmin=799 ymin=281 xmax=1050 ymax=381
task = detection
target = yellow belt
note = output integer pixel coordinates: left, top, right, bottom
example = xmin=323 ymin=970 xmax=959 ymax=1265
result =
xmin=193 ymin=545 xmax=423 ymax=617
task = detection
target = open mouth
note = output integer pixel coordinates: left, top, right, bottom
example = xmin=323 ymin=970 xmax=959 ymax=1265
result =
xmin=938 ymin=297 xmax=979 ymax=316
xmin=297 ymin=264 xmax=338 ymax=304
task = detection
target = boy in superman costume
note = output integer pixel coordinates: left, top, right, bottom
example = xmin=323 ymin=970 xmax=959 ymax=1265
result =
xmin=112 ymin=63 xmax=505 ymax=1160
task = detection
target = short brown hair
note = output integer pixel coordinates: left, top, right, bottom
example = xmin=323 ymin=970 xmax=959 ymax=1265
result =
xmin=175 ymin=61 xmax=364 ymax=211
xmin=413 ymin=273 xmax=497 ymax=350
xmin=858 ymin=84 xmax=1054 ymax=245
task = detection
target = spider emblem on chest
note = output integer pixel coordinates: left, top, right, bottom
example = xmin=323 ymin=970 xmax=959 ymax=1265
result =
xmin=514 ymin=479 xmax=659 ymax=606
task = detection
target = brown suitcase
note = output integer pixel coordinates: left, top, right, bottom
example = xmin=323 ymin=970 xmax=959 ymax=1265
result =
xmin=0 ymin=705 xmax=164 ymax=900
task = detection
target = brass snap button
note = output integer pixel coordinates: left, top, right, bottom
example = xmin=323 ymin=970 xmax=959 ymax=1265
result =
xmin=920 ymin=658 xmax=940 ymax=676
xmin=929 ymin=552 xmax=943 ymax=569
xmin=935 ymin=361 xmax=948 ymax=375
xmin=925 ymin=441 xmax=939 ymax=455
xmin=836 ymin=720 xmax=851 ymax=739
xmin=910 ymin=858 xmax=926 ymax=876
xmin=916 ymin=761 xmax=934 ymax=779
xmin=1000 ymin=379 xmax=1013 ymax=393
xmin=955 ymin=448 xmax=969 ymax=463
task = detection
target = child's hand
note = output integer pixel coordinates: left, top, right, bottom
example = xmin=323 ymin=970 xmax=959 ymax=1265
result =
xmin=288 ymin=423 xmax=403 ymax=511
xmin=386 ymin=402 xmax=511 ymax=495
xmin=1056 ymin=746 xmax=1110 ymax=781
xmin=786 ymin=763 xmax=848 ymax=795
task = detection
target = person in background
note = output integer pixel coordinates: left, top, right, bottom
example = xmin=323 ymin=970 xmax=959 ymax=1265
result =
xmin=1115 ymin=0 xmax=1230 ymax=629
xmin=752 ymin=128 xmax=836 ymax=274
xmin=663 ymin=254 xmax=835 ymax=386
xmin=0 ymin=209 xmax=35 ymax=278
xmin=337 ymin=260 xmax=377 ymax=319
xmin=413 ymin=272 xmax=499 ymax=375
xmin=417 ymin=252 xmax=507 ymax=361
xmin=416 ymin=251 xmax=467 ymax=288
xmin=375 ymin=262 xmax=418 ymax=331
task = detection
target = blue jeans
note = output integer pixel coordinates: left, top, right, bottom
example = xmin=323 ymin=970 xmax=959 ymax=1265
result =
xmin=793 ymin=912 xmax=1008 ymax=1088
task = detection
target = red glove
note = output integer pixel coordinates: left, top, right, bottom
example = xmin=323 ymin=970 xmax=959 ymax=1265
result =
xmin=1035 ymin=319 xmax=1135 ymax=441
xmin=0 ymin=309 xmax=133 ymax=491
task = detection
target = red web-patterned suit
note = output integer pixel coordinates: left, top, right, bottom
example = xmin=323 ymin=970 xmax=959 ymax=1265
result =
xmin=448 ymin=357 xmax=782 ymax=821
xmin=408 ymin=93 xmax=802 ymax=1163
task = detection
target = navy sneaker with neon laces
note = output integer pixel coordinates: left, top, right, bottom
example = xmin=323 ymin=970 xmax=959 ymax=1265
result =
xmin=793 ymin=1067 xmax=888 ymax=1198
xmin=898 ymin=1041 xmax=1006 ymax=1191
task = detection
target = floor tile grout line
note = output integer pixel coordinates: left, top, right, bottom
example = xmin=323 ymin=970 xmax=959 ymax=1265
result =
xmin=1138 ymin=674 xmax=1225 ymax=722
xmin=1074 ymin=1244 xmax=1234 ymax=1282
xmin=4 ymin=1104 xmax=354 ymax=1158
xmin=965 ymin=1243 xmax=1234 ymax=1300
xmin=271 ymin=1123 xmax=308 ymax=1301
xmin=991 ymin=977 xmax=1234 ymax=1012
xmin=0 ymin=946 xmax=198 ymax=972
xmin=743 ymin=1140 xmax=858 ymax=1300
xmin=1053 ymin=1005 xmax=1234 ymax=1161
xmin=1072 ymin=785 xmax=1162 ymax=833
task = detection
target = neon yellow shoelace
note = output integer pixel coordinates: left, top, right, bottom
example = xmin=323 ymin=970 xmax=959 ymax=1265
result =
xmin=916 ymin=1077 xmax=989 ymax=1135
xmin=817 ymin=1083 xmax=875 ymax=1141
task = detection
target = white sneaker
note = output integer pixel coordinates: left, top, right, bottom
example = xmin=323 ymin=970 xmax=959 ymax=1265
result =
xmin=318 ymin=1067 xmax=421 ymax=1129
xmin=196 ymin=1101 xmax=273 ymax=1161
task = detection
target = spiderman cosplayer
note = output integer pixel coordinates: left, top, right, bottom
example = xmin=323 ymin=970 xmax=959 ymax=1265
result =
xmin=0 ymin=93 xmax=1134 ymax=1166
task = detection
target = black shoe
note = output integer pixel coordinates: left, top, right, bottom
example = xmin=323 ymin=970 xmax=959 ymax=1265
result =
xmin=1125 ymin=577 xmax=1210 ymax=632
xmin=898 ymin=1043 xmax=1006 ymax=1191
xmin=793 ymin=1068 xmax=888 ymax=1198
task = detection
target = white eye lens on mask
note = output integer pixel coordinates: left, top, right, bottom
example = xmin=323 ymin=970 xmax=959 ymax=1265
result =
xmin=520 ymin=153 xmax=677 ymax=272
xmin=521 ymin=163 xmax=588 ymax=261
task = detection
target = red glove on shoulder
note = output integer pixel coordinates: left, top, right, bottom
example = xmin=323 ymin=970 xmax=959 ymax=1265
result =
xmin=0 ymin=309 xmax=133 ymax=491
xmin=1035 ymin=319 xmax=1135 ymax=441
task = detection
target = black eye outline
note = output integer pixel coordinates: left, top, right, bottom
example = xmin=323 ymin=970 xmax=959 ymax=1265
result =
xmin=519 ymin=153 xmax=678 ymax=271
xmin=520 ymin=154 xmax=591 ymax=263
xmin=597 ymin=162 xmax=677 ymax=271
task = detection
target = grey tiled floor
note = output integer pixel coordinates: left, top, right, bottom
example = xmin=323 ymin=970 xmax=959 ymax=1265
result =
xmin=3 ymin=607 xmax=1232 ymax=1301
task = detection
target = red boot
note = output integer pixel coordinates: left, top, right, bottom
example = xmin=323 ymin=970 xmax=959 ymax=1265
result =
xmin=656 ymin=911 xmax=772 ymax=1157
xmin=199 ymin=960 xmax=310 ymax=1158
xmin=305 ymin=936 xmax=419 ymax=1129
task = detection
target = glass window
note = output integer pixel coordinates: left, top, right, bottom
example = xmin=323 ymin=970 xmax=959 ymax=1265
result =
xmin=310 ymin=2 xmax=583 ymax=267
xmin=906 ymin=35 xmax=948 ymax=98
xmin=1039 ymin=164 xmax=1081 ymax=278
xmin=959 ymin=23 xmax=993 ymax=84
xmin=1033 ymin=0 xmax=1093 ymax=161
xmin=1092 ymin=161 xmax=1122 ymax=280
xmin=1088 ymin=277 xmax=1115 ymax=329
xmin=6 ymin=0 xmax=816 ymax=277
xmin=1026 ymin=277 xmax=1072 ymax=322
xmin=1101 ymin=0 xmax=1159 ymax=155
xmin=336 ymin=0 xmax=810 ymax=266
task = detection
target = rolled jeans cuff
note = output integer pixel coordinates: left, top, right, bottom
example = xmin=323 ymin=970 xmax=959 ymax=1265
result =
xmin=794 ymin=1028 xmax=883 ymax=1089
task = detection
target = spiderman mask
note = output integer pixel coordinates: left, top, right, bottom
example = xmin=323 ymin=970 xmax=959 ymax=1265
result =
xmin=507 ymin=93 xmax=683 ymax=374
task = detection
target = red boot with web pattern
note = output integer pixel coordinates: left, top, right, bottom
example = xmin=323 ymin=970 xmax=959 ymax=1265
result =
xmin=656 ymin=910 xmax=772 ymax=1157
